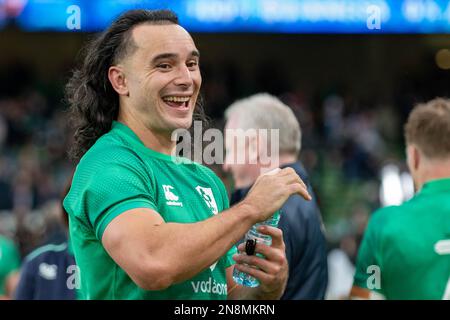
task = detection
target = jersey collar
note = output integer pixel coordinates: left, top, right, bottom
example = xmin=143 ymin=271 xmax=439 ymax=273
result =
xmin=419 ymin=177 xmax=450 ymax=196
xmin=112 ymin=121 xmax=192 ymax=164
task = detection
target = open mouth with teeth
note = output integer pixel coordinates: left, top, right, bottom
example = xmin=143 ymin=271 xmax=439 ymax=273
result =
xmin=162 ymin=95 xmax=191 ymax=109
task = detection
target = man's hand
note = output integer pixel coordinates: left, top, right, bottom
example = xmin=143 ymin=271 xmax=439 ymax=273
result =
xmin=242 ymin=167 xmax=311 ymax=222
xmin=232 ymin=226 xmax=288 ymax=299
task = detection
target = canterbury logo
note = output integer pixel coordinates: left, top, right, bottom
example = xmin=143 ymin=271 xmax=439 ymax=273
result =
xmin=163 ymin=185 xmax=183 ymax=207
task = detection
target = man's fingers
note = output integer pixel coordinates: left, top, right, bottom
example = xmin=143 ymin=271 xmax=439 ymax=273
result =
xmin=289 ymin=183 xmax=311 ymax=201
xmin=236 ymin=227 xmax=285 ymax=261
xmin=278 ymin=167 xmax=297 ymax=178
xmin=278 ymin=168 xmax=307 ymax=189
xmin=296 ymin=175 xmax=307 ymax=189
xmin=236 ymin=227 xmax=283 ymax=252
xmin=237 ymin=240 xmax=280 ymax=258
xmin=257 ymin=226 xmax=284 ymax=249
xmin=284 ymin=175 xmax=307 ymax=189
xmin=232 ymin=253 xmax=273 ymax=274
xmin=233 ymin=263 xmax=271 ymax=284
xmin=274 ymin=169 xmax=311 ymax=200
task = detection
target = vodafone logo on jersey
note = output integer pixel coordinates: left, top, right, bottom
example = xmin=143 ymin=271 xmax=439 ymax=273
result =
xmin=191 ymin=277 xmax=227 ymax=296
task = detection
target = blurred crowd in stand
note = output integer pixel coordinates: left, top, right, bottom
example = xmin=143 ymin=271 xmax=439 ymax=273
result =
xmin=0 ymin=57 xmax=448 ymax=298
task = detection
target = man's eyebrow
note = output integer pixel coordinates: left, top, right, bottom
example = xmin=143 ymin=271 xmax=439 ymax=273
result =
xmin=151 ymin=53 xmax=178 ymax=64
xmin=151 ymin=50 xmax=200 ymax=64
xmin=191 ymin=50 xmax=200 ymax=58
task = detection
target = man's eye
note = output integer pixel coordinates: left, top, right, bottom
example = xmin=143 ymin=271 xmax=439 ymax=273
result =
xmin=157 ymin=63 xmax=171 ymax=69
xmin=187 ymin=61 xmax=199 ymax=68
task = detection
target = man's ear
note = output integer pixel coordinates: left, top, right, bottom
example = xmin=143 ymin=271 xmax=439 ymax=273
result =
xmin=407 ymin=144 xmax=420 ymax=172
xmin=108 ymin=65 xmax=129 ymax=96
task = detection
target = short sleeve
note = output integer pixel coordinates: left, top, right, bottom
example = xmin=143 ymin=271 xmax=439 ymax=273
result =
xmin=65 ymin=150 xmax=158 ymax=241
xmin=0 ymin=239 xmax=20 ymax=295
xmin=353 ymin=212 xmax=382 ymax=290
xmin=10 ymin=243 xmax=20 ymax=272
xmin=3 ymin=240 xmax=20 ymax=275
xmin=0 ymin=240 xmax=20 ymax=272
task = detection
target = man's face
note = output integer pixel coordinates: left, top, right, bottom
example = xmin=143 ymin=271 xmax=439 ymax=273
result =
xmin=122 ymin=23 xmax=201 ymax=133
xmin=223 ymin=114 xmax=261 ymax=189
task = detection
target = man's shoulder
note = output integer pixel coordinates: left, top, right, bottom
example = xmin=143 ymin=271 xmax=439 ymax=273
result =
xmin=80 ymin=131 xmax=137 ymax=164
xmin=179 ymin=161 xmax=222 ymax=184
xmin=369 ymin=193 xmax=442 ymax=236
xmin=364 ymin=205 xmax=410 ymax=242
xmin=75 ymin=134 xmax=149 ymax=181
xmin=371 ymin=205 xmax=398 ymax=220
xmin=370 ymin=199 xmax=418 ymax=226
xmin=193 ymin=163 xmax=220 ymax=179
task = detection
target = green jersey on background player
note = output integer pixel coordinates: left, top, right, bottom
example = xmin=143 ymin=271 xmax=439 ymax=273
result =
xmin=351 ymin=98 xmax=450 ymax=300
xmin=353 ymin=178 xmax=450 ymax=299
xmin=0 ymin=235 xmax=20 ymax=298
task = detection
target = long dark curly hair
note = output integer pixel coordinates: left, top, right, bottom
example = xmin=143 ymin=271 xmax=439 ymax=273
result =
xmin=65 ymin=9 xmax=206 ymax=162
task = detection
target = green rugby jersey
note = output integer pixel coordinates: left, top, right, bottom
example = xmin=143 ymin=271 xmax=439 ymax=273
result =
xmin=0 ymin=235 xmax=20 ymax=296
xmin=354 ymin=178 xmax=450 ymax=299
xmin=64 ymin=121 xmax=237 ymax=300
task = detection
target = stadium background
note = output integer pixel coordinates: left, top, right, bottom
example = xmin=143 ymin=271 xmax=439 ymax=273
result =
xmin=1 ymin=0 xmax=450 ymax=299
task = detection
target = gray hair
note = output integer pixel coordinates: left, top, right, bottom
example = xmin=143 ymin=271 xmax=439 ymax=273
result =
xmin=224 ymin=93 xmax=301 ymax=156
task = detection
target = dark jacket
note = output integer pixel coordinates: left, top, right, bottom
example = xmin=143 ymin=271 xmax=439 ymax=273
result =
xmin=14 ymin=242 xmax=76 ymax=300
xmin=230 ymin=162 xmax=328 ymax=299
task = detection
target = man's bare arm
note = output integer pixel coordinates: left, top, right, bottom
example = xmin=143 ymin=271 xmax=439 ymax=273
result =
xmin=102 ymin=202 xmax=255 ymax=290
xmin=102 ymin=167 xmax=310 ymax=291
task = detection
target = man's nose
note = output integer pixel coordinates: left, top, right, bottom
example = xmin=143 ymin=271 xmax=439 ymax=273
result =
xmin=174 ymin=65 xmax=193 ymax=87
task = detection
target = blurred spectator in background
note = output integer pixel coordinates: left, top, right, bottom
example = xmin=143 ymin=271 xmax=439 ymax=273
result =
xmin=325 ymin=234 xmax=357 ymax=300
xmin=1 ymin=28 xmax=448 ymax=301
xmin=0 ymin=234 xmax=21 ymax=299
xmin=14 ymin=179 xmax=76 ymax=300
xmin=224 ymin=93 xmax=328 ymax=299
xmin=325 ymin=205 xmax=370 ymax=299
xmin=0 ymin=87 xmax=73 ymax=257
xmin=351 ymin=98 xmax=450 ymax=299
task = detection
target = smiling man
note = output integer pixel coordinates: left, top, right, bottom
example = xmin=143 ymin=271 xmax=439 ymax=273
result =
xmin=64 ymin=9 xmax=311 ymax=300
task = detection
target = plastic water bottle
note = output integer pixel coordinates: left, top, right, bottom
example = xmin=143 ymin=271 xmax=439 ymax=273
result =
xmin=232 ymin=210 xmax=281 ymax=287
